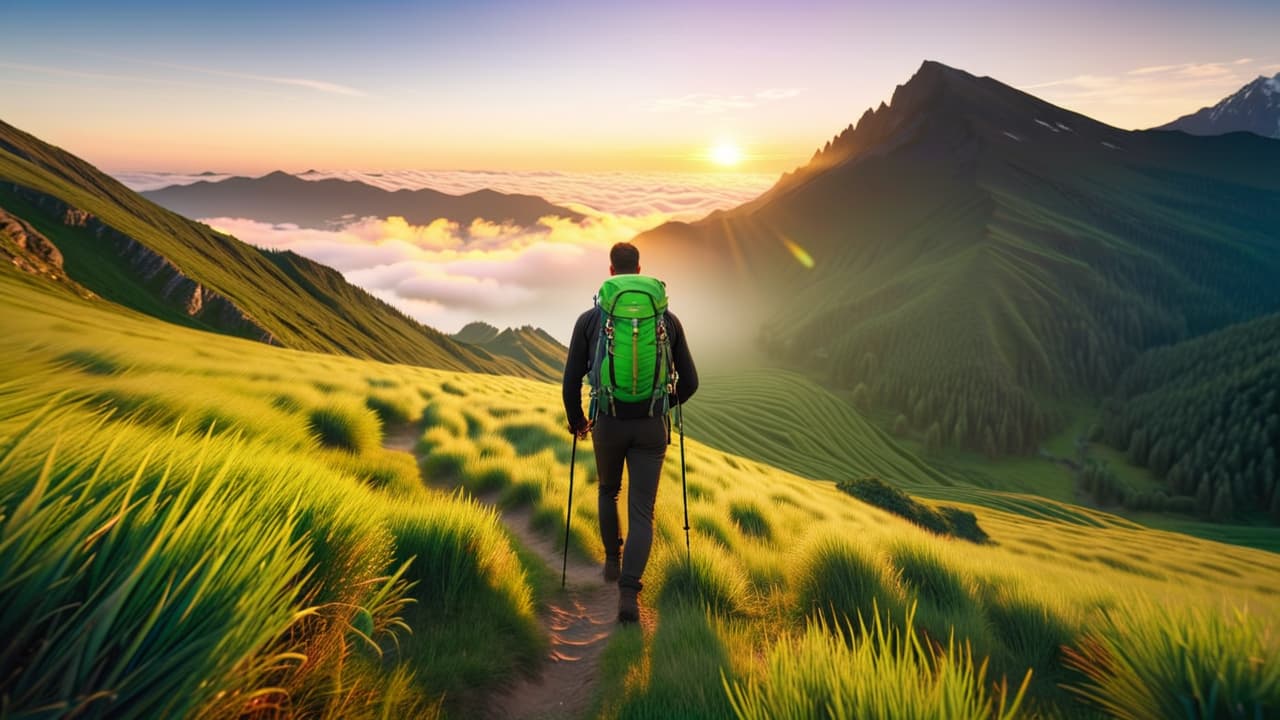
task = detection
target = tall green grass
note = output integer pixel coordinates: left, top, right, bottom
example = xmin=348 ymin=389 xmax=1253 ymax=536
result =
xmin=1065 ymin=603 xmax=1279 ymax=719
xmin=5 ymin=269 xmax=1280 ymax=719
xmin=725 ymin=609 xmax=1030 ymax=720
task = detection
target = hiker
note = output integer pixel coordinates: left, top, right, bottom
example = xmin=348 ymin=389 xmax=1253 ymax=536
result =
xmin=562 ymin=241 xmax=698 ymax=623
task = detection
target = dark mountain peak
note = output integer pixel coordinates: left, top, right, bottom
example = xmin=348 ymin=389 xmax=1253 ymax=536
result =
xmin=453 ymin=321 xmax=501 ymax=344
xmin=260 ymin=170 xmax=298 ymax=182
xmin=1158 ymin=72 xmax=1280 ymax=138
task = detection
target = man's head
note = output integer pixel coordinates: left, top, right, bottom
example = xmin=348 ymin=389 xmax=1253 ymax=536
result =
xmin=609 ymin=242 xmax=641 ymax=275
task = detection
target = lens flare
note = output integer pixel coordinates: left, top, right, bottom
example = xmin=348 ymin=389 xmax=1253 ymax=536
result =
xmin=782 ymin=238 xmax=814 ymax=269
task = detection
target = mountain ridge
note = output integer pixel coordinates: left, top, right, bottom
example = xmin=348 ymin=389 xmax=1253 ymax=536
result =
xmin=142 ymin=170 xmax=585 ymax=229
xmin=1158 ymin=72 xmax=1280 ymax=138
xmin=0 ymin=118 xmax=546 ymax=378
xmin=633 ymin=60 xmax=1280 ymax=456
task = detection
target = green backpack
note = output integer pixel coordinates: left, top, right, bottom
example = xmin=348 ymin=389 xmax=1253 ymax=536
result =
xmin=589 ymin=274 xmax=674 ymax=419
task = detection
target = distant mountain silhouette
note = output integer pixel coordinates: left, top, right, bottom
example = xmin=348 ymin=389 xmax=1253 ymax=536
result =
xmin=0 ymin=119 xmax=549 ymax=378
xmin=1158 ymin=73 xmax=1280 ymax=138
xmin=142 ymin=171 xmax=584 ymax=229
xmin=635 ymin=60 xmax=1280 ymax=455
xmin=453 ymin=321 xmax=567 ymax=381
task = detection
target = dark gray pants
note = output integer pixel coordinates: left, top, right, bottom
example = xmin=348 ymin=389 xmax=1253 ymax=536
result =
xmin=592 ymin=413 xmax=667 ymax=591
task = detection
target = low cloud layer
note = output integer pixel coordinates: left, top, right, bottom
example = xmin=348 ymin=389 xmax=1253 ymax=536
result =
xmin=207 ymin=212 xmax=679 ymax=341
xmin=118 ymin=169 xmax=775 ymax=220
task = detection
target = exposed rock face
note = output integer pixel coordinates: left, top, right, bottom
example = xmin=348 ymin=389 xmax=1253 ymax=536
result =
xmin=0 ymin=206 xmax=100 ymax=301
xmin=4 ymin=183 xmax=279 ymax=345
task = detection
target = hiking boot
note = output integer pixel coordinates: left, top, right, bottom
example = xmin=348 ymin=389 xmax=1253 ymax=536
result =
xmin=618 ymin=584 xmax=640 ymax=624
xmin=603 ymin=555 xmax=621 ymax=583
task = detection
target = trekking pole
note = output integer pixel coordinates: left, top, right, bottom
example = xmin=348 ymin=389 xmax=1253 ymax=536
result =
xmin=562 ymin=433 xmax=577 ymax=589
xmin=677 ymin=400 xmax=690 ymax=565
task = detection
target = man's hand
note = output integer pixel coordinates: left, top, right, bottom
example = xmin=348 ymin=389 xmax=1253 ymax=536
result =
xmin=567 ymin=419 xmax=594 ymax=439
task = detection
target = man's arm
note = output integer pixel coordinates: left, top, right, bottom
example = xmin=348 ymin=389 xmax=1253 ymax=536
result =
xmin=562 ymin=311 xmax=592 ymax=432
xmin=666 ymin=312 xmax=699 ymax=404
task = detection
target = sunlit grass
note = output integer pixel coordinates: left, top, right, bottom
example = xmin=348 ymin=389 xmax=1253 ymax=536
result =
xmin=3 ymin=271 xmax=1278 ymax=717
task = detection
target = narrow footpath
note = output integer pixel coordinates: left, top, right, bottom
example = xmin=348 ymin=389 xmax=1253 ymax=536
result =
xmin=383 ymin=425 xmax=623 ymax=720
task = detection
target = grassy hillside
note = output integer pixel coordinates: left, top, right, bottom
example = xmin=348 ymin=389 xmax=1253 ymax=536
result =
xmin=453 ymin=321 xmax=568 ymax=382
xmin=1099 ymin=310 xmax=1280 ymax=519
xmin=683 ymin=369 xmax=950 ymax=487
xmin=635 ymin=61 xmax=1280 ymax=457
xmin=3 ymin=266 xmax=1276 ymax=718
xmin=0 ymin=119 xmax=539 ymax=378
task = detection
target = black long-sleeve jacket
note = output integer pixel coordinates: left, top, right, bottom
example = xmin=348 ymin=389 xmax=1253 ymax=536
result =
xmin=562 ymin=307 xmax=698 ymax=431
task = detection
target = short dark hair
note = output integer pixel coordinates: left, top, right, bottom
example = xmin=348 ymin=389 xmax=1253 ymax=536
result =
xmin=610 ymin=242 xmax=640 ymax=273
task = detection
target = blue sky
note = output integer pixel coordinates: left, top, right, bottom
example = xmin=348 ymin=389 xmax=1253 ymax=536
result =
xmin=2 ymin=0 xmax=1277 ymax=172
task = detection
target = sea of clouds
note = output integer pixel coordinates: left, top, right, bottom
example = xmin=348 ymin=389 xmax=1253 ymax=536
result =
xmin=116 ymin=170 xmax=775 ymax=340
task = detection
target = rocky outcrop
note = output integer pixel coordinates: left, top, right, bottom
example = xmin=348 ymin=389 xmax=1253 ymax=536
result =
xmin=0 ymin=207 xmax=94 ymax=297
xmin=4 ymin=182 xmax=279 ymax=345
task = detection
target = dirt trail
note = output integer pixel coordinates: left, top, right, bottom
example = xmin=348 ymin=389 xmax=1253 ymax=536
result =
xmin=383 ymin=425 xmax=631 ymax=720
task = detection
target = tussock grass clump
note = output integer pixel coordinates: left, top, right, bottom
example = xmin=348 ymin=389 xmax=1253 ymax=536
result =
xmin=686 ymin=480 xmax=714 ymax=501
xmin=500 ymin=421 xmax=570 ymax=460
xmin=463 ymin=457 xmax=515 ymax=495
xmin=653 ymin=548 xmax=754 ymax=618
xmin=58 ymin=348 xmax=123 ymax=375
xmin=725 ymin=609 xmax=1030 ymax=720
xmin=1065 ymin=603 xmax=1279 ymax=720
xmin=604 ymin=605 xmax=743 ymax=719
xmin=693 ymin=514 xmax=735 ymax=549
xmin=888 ymin=539 xmax=972 ymax=612
xmin=440 ymin=380 xmax=467 ymax=396
xmin=793 ymin=536 xmax=905 ymax=629
xmin=308 ymin=402 xmax=382 ymax=453
xmin=381 ymin=498 xmax=543 ymax=699
xmin=500 ymin=478 xmax=543 ymax=507
xmin=365 ymin=390 xmax=421 ymax=426
xmin=979 ymin=583 xmax=1078 ymax=676
xmin=421 ymin=401 xmax=469 ymax=438
xmin=729 ymin=501 xmax=773 ymax=541
xmin=420 ymin=441 xmax=474 ymax=481
xmin=0 ymin=416 xmax=419 ymax=720
xmin=84 ymin=388 xmax=182 ymax=426
xmin=329 ymin=447 xmax=423 ymax=497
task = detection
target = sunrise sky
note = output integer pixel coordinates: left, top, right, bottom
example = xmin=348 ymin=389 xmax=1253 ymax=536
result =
xmin=3 ymin=0 xmax=1278 ymax=175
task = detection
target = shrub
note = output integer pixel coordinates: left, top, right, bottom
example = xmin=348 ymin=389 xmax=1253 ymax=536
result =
xmin=836 ymin=476 xmax=988 ymax=543
xmin=308 ymin=403 xmax=382 ymax=453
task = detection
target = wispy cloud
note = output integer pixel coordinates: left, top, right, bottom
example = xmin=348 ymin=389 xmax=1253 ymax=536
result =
xmin=649 ymin=87 xmax=803 ymax=114
xmin=0 ymin=60 xmax=270 ymax=96
xmin=152 ymin=60 xmax=365 ymax=96
xmin=1019 ymin=57 xmax=1275 ymax=126
xmin=15 ymin=50 xmax=366 ymax=97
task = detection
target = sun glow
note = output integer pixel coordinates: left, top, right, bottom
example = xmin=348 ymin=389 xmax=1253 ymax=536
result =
xmin=709 ymin=141 xmax=743 ymax=167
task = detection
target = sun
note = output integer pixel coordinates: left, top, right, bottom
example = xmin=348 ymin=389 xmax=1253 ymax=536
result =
xmin=709 ymin=141 xmax=743 ymax=167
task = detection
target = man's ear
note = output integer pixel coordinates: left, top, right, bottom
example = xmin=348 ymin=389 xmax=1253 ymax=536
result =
xmin=609 ymin=266 xmax=617 ymax=276
xmin=637 ymin=264 xmax=642 ymax=274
